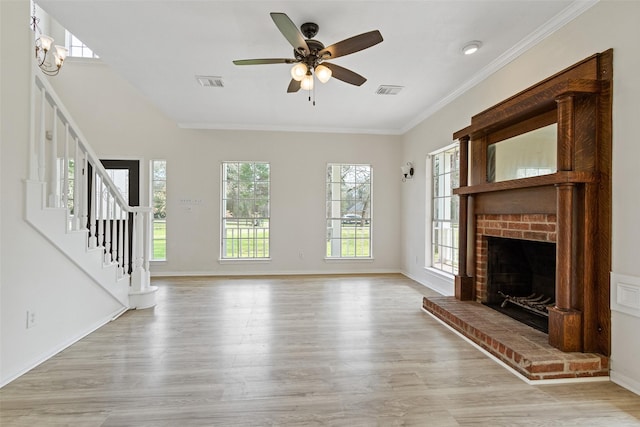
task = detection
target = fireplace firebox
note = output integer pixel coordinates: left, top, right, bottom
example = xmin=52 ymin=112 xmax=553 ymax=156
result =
xmin=484 ymin=236 xmax=556 ymax=332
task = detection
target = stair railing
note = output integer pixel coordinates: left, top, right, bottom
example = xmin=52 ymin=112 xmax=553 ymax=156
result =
xmin=30 ymin=71 xmax=152 ymax=294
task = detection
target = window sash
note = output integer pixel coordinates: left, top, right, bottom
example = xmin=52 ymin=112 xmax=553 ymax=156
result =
xmin=326 ymin=163 xmax=372 ymax=258
xmin=151 ymin=160 xmax=166 ymax=261
xmin=430 ymin=145 xmax=459 ymax=273
xmin=221 ymin=162 xmax=270 ymax=259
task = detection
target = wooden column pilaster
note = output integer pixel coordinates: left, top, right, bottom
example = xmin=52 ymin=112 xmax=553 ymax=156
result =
xmin=548 ymin=94 xmax=583 ymax=352
xmin=455 ymin=135 xmax=474 ymax=300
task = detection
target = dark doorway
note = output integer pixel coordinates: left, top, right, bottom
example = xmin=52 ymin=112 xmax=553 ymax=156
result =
xmin=87 ymin=160 xmax=140 ymax=274
xmin=99 ymin=159 xmax=140 ymax=207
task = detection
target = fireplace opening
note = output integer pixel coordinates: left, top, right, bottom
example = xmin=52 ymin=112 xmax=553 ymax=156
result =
xmin=484 ymin=236 xmax=556 ymax=333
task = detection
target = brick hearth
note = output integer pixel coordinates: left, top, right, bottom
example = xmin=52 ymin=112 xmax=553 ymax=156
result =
xmin=422 ymin=296 xmax=609 ymax=381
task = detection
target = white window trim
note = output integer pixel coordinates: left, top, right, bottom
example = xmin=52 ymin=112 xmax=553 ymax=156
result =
xmin=428 ymin=143 xmax=460 ymax=275
xmin=325 ymin=163 xmax=373 ymax=259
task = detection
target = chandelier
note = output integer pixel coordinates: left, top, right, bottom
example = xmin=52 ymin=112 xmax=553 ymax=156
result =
xmin=30 ymin=2 xmax=67 ymax=76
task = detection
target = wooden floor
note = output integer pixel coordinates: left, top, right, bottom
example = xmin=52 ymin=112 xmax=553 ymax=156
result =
xmin=1 ymin=274 xmax=639 ymax=426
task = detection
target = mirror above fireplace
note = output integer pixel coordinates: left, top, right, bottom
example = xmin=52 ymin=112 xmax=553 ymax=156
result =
xmin=487 ymin=123 xmax=557 ymax=183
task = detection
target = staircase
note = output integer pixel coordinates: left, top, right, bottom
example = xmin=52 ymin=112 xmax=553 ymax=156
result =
xmin=25 ymin=70 xmax=157 ymax=310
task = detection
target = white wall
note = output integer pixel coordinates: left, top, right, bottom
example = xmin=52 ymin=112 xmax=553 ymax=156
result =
xmin=47 ymin=62 xmax=403 ymax=276
xmin=400 ymin=0 xmax=640 ymax=394
xmin=0 ymin=0 xmax=126 ymax=386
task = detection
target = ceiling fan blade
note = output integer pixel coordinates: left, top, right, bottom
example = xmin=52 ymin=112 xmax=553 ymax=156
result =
xmin=270 ymin=12 xmax=309 ymax=55
xmin=319 ymin=30 xmax=383 ymax=60
xmin=287 ymin=79 xmax=301 ymax=93
xmin=233 ymin=58 xmax=296 ymax=65
xmin=322 ymin=63 xmax=367 ymax=86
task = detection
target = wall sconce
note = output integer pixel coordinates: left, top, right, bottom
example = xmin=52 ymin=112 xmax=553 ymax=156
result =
xmin=401 ymin=162 xmax=414 ymax=182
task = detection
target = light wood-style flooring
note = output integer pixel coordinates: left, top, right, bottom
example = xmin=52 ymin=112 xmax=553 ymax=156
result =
xmin=1 ymin=274 xmax=639 ymax=426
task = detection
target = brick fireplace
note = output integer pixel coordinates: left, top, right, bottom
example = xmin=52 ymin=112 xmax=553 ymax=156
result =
xmin=422 ymin=50 xmax=613 ymax=379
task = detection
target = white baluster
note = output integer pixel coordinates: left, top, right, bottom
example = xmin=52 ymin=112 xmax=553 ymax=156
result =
xmin=62 ymin=123 xmax=70 ymax=228
xmin=29 ymin=76 xmax=39 ymax=181
xmin=38 ymin=87 xmax=46 ymax=182
xmin=48 ymin=106 xmax=59 ymax=207
xmin=110 ymin=195 xmax=118 ymax=265
xmin=72 ymin=138 xmax=80 ymax=230
xmin=97 ymin=174 xmax=104 ymax=249
xmin=78 ymin=149 xmax=88 ymax=231
xmin=123 ymin=212 xmax=130 ymax=276
xmin=104 ymin=190 xmax=112 ymax=264
xmin=88 ymin=166 xmax=97 ymax=247
xmin=117 ymin=204 xmax=125 ymax=278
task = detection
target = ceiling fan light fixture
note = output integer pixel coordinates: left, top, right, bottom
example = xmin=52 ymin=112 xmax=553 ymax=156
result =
xmin=462 ymin=41 xmax=482 ymax=55
xmin=290 ymin=63 xmax=307 ymax=81
xmin=315 ymin=64 xmax=332 ymax=83
xmin=301 ymin=73 xmax=314 ymax=90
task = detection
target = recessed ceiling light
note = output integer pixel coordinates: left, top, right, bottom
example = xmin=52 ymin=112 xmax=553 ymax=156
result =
xmin=462 ymin=41 xmax=482 ymax=55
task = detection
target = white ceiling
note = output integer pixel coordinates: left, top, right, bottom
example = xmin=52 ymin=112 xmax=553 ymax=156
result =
xmin=38 ymin=0 xmax=591 ymax=135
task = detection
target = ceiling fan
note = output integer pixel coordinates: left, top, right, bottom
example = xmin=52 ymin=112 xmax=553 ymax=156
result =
xmin=233 ymin=12 xmax=383 ymax=93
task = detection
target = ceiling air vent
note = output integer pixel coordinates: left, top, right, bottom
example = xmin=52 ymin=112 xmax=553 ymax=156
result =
xmin=376 ymin=85 xmax=403 ymax=95
xmin=196 ymin=75 xmax=224 ymax=88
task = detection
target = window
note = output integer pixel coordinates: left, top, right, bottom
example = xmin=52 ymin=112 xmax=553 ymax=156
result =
xmin=221 ymin=162 xmax=270 ymax=259
xmin=151 ymin=160 xmax=167 ymax=261
xmin=65 ymin=31 xmax=99 ymax=58
xmin=431 ymin=144 xmax=459 ymax=274
xmin=326 ymin=164 xmax=372 ymax=258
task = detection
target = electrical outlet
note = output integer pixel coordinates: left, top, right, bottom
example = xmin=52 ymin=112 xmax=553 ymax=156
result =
xmin=26 ymin=310 xmax=36 ymax=329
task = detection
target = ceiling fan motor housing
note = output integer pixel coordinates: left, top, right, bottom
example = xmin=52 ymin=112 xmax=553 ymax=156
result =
xmin=300 ymin=22 xmax=319 ymax=39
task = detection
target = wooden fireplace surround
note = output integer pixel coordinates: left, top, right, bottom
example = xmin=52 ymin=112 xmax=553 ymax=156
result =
xmin=453 ymin=50 xmax=613 ymax=356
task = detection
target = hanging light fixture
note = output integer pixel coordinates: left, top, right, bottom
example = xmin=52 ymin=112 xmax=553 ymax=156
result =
xmin=314 ymin=64 xmax=332 ymax=84
xmin=300 ymin=70 xmax=314 ymax=91
xmin=31 ymin=2 xmax=67 ymax=76
xmin=290 ymin=63 xmax=307 ymax=81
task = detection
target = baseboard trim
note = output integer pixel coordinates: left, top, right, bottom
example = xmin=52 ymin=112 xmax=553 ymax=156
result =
xmin=0 ymin=307 xmax=128 ymax=388
xmin=150 ymin=269 xmax=401 ymax=278
xmin=610 ymin=370 xmax=640 ymax=396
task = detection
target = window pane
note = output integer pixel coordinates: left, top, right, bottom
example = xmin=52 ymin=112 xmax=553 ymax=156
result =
xmin=430 ymin=145 xmax=460 ymax=274
xmin=151 ymin=160 xmax=167 ymax=260
xmin=221 ymin=162 xmax=270 ymax=259
xmin=326 ymin=163 xmax=372 ymax=258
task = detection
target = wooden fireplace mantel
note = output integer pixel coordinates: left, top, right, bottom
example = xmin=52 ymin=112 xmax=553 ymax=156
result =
xmin=453 ymin=50 xmax=613 ymax=356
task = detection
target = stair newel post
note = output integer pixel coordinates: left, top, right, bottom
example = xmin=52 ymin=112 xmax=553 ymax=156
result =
xmin=62 ymin=123 xmax=70 ymax=227
xmin=142 ymin=209 xmax=151 ymax=275
xmin=38 ymin=87 xmax=46 ymax=182
xmin=130 ymin=208 xmax=152 ymax=294
xmin=104 ymin=189 xmax=112 ymax=264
